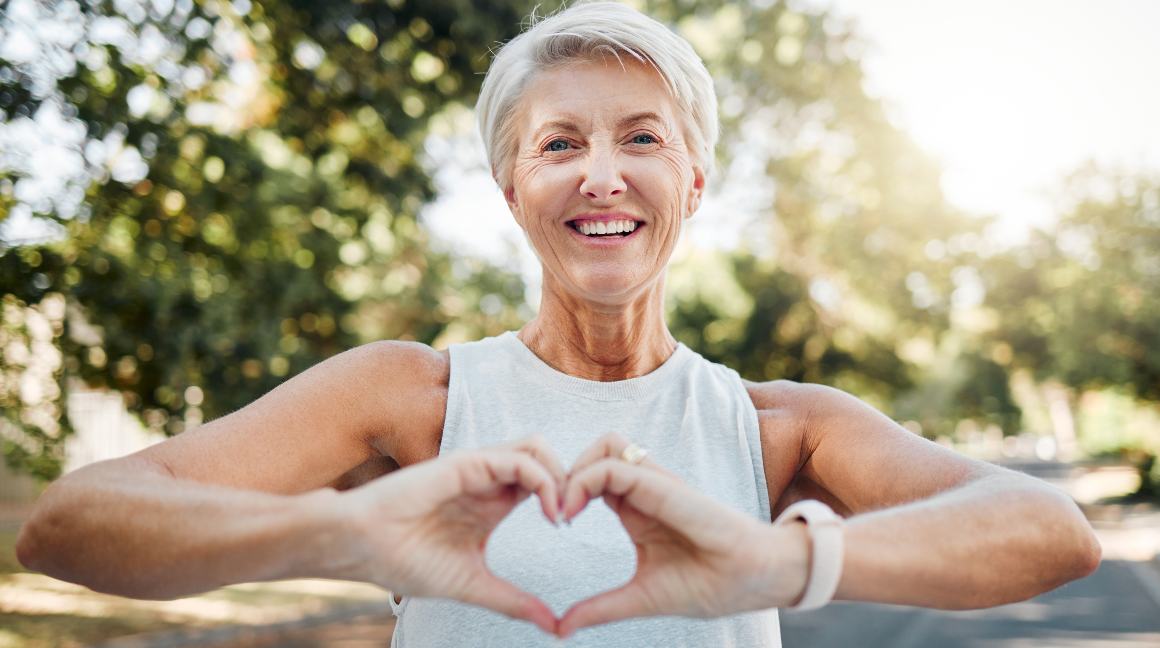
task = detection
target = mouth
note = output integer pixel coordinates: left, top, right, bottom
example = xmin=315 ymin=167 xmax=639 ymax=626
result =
xmin=564 ymin=218 xmax=645 ymax=240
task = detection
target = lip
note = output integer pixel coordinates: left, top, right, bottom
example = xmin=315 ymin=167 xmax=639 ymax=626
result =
xmin=566 ymin=211 xmax=644 ymax=224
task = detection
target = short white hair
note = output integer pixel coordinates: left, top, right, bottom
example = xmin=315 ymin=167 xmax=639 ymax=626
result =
xmin=476 ymin=1 xmax=719 ymax=190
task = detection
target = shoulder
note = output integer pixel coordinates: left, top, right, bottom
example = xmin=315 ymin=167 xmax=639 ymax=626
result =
xmin=743 ymin=378 xmax=871 ymax=434
xmin=337 ymin=339 xmax=450 ymax=411
xmin=355 ymin=340 xmax=450 ymax=466
xmin=740 ymin=379 xmax=885 ymax=516
xmin=742 ymin=377 xmax=915 ymax=451
xmin=742 ymin=377 xmax=852 ymax=411
xmin=740 ymin=377 xmax=880 ymax=473
xmin=741 ymin=377 xmax=818 ymax=442
xmin=743 ymin=377 xmax=809 ymax=410
xmin=358 ymin=339 xmax=449 ymax=378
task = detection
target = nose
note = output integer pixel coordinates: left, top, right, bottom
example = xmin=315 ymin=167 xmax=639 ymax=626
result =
xmin=578 ymin=146 xmax=626 ymax=202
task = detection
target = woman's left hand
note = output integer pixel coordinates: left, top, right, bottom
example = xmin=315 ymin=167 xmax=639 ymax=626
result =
xmin=556 ymin=433 xmax=811 ymax=638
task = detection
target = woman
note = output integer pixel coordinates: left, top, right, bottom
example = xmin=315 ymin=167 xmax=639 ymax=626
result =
xmin=17 ymin=2 xmax=1101 ymax=646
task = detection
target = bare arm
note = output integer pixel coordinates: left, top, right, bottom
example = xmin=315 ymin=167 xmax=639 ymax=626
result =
xmin=16 ymin=459 xmax=353 ymax=599
xmin=834 ymin=467 xmax=1097 ymax=608
xmin=756 ymin=381 xmax=1101 ymax=610
xmin=15 ymin=341 xmax=440 ymax=599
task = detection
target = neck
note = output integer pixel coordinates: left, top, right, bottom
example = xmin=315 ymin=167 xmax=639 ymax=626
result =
xmin=518 ymin=274 xmax=677 ymax=382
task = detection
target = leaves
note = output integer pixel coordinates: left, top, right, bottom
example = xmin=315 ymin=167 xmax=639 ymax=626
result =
xmin=0 ymin=0 xmax=532 ymax=479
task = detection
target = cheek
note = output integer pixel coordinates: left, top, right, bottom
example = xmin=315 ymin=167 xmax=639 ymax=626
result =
xmin=661 ymin=153 xmax=694 ymax=205
xmin=513 ymin=160 xmax=575 ymax=211
xmin=627 ymin=153 xmax=692 ymax=217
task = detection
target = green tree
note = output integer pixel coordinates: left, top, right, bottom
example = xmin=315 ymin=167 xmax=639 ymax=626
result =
xmin=0 ymin=0 xmax=531 ymax=480
xmin=981 ymin=165 xmax=1160 ymax=399
xmin=652 ymin=1 xmax=1007 ymax=421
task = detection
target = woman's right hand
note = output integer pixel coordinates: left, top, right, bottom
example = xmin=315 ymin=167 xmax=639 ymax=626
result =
xmin=335 ymin=436 xmax=566 ymax=634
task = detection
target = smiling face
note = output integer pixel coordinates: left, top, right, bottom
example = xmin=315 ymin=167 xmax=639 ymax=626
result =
xmin=503 ymin=57 xmax=705 ymax=306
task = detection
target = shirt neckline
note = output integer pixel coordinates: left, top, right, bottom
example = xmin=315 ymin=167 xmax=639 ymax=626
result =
xmin=499 ymin=330 xmax=694 ymax=402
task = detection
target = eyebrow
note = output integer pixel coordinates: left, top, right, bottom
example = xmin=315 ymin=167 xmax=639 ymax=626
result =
xmin=530 ymin=111 xmax=667 ymax=140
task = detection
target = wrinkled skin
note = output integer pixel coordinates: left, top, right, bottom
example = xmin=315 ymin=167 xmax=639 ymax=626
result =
xmin=504 ymin=57 xmax=705 ymax=309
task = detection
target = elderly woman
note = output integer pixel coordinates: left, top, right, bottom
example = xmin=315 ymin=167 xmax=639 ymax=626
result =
xmin=18 ymin=2 xmax=1100 ymax=646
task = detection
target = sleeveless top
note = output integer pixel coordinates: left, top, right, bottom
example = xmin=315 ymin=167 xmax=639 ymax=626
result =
xmin=388 ymin=331 xmax=782 ymax=647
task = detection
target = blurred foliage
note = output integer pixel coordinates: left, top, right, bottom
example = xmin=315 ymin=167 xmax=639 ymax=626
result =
xmin=652 ymin=0 xmax=1012 ymax=423
xmin=0 ymin=0 xmax=531 ymax=479
xmin=1 ymin=0 xmax=1155 ymax=481
xmin=975 ymin=167 xmax=1160 ymax=472
xmin=981 ymin=166 xmax=1160 ymax=400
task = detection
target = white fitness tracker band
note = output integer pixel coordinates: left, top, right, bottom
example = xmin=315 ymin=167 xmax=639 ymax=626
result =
xmin=771 ymin=499 xmax=845 ymax=611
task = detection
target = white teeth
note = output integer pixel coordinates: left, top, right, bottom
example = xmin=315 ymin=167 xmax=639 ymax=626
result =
xmin=575 ymin=219 xmax=639 ymax=236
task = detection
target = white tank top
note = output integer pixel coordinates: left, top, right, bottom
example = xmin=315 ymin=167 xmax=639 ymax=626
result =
xmin=389 ymin=331 xmax=781 ymax=647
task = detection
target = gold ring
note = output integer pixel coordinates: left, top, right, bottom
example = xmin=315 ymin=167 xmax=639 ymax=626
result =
xmin=620 ymin=443 xmax=648 ymax=465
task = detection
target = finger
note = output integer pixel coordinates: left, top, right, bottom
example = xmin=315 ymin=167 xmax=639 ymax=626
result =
xmin=562 ymin=458 xmax=704 ymax=528
xmin=459 ymin=570 xmax=559 ymax=635
xmin=569 ymin=432 xmax=633 ymax=476
xmin=568 ymin=432 xmax=675 ymax=480
xmin=557 ymin=581 xmax=650 ymax=638
xmin=458 ymin=451 xmax=561 ymax=522
xmin=504 ymin=434 xmax=568 ymax=490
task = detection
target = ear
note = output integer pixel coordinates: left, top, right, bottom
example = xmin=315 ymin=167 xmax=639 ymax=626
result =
xmin=684 ymin=162 xmax=706 ymax=219
xmin=496 ymin=170 xmax=525 ymax=229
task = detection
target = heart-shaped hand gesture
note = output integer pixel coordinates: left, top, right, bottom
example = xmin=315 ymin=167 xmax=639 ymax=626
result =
xmin=340 ymin=433 xmax=808 ymax=638
xmin=339 ymin=436 xmax=568 ymax=634
xmin=554 ymin=433 xmax=809 ymax=638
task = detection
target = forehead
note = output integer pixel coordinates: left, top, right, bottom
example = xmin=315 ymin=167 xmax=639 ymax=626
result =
xmin=517 ymin=57 xmax=680 ymax=135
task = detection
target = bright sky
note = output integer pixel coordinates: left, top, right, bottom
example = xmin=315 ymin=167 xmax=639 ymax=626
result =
xmin=422 ymin=0 xmax=1160 ymax=283
xmin=822 ymin=0 xmax=1160 ymax=236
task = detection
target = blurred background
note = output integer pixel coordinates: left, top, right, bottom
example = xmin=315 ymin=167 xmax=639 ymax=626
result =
xmin=1 ymin=0 xmax=1158 ymax=645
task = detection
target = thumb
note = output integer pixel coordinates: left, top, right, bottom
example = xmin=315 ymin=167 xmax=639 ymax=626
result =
xmin=458 ymin=569 xmax=559 ymax=636
xmin=557 ymin=580 xmax=651 ymax=638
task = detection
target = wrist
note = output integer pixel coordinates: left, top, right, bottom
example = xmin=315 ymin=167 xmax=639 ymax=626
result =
xmin=785 ymin=521 xmax=812 ymax=607
xmin=771 ymin=499 xmax=845 ymax=611
xmin=766 ymin=520 xmax=811 ymax=608
xmin=284 ymin=488 xmax=370 ymax=583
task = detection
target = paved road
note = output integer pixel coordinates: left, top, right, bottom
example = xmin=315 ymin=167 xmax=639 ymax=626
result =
xmin=780 ymin=559 xmax=1160 ymax=647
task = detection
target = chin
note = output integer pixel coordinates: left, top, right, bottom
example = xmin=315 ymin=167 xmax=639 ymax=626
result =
xmin=570 ymin=274 xmax=644 ymax=304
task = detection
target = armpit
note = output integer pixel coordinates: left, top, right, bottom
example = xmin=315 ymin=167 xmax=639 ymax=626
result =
xmin=772 ymin=471 xmax=854 ymax=519
xmin=326 ymin=454 xmax=401 ymax=491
